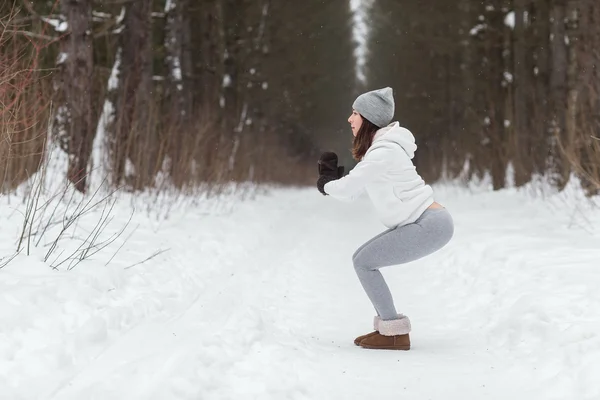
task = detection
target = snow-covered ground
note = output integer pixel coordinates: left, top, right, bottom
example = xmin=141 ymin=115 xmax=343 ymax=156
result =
xmin=1 ymin=179 xmax=600 ymax=400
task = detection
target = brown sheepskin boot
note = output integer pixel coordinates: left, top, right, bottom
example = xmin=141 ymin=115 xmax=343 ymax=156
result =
xmin=354 ymin=316 xmax=380 ymax=345
xmin=358 ymin=315 xmax=411 ymax=350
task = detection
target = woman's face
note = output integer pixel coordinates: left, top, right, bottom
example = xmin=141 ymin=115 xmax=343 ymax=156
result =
xmin=348 ymin=110 xmax=363 ymax=137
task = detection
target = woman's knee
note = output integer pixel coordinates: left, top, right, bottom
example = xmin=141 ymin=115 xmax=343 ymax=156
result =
xmin=351 ymin=249 xmax=360 ymax=262
xmin=352 ymin=252 xmax=371 ymax=272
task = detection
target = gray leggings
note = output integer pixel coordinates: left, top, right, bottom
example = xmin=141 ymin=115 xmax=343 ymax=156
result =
xmin=352 ymin=208 xmax=454 ymax=321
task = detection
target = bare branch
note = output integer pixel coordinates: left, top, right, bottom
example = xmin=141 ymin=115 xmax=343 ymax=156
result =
xmin=0 ymin=249 xmax=22 ymax=269
xmin=5 ymin=30 xmax=58 ymax=41
xmin=105 ymin=222 xmax=138 ymax=266
xmin=124 ymin=248 xmax=170 ymax=270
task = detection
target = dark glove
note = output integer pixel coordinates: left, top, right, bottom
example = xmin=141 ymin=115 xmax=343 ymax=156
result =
xmin=317 ymin=174 xmax=336 ymax=195
xmin=318 ymin=152 xmax=345 ymax=178
xmin=317 ymin=152 xmax=344 ymax=195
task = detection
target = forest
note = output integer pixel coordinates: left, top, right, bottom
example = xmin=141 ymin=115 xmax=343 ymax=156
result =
xmin=1 ymin=0 xmax=599 ymax=195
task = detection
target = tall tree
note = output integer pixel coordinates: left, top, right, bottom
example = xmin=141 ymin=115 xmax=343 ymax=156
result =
xmin=530 ymin=0 xmax=551 ymax=176
xmin=549 ymin=0 xmax=569 ymax=188
xmin=164 ymin=0 xmax=192 ymax=123
xmin=512 ymin=0 xmax=532 ymax=186
xmin=52 ymin=0 xmax=95 ymax=192
xmin=111 ymin=0 xmax=153 ymax=187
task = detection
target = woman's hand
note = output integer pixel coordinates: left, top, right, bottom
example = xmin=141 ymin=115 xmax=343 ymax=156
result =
xmin=318 ymin=152 xmax=345 ymax=178
xmin=317 ymin=152 xmax=344 ymax=195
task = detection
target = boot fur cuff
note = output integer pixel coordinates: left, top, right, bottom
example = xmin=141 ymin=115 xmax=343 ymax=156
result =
xmin=375 ymin=314 xmax=411 ymax=336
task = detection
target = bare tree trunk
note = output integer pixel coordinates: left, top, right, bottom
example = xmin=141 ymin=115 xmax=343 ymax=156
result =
xmin=512 ymin=0 xmax=531 ymax=186
xmin=184 ymin=0 xmax=224 ymax=181
xmin=228 ymin=0 xmax=270 ymax=177
xmin=221 ymin=0 xmax=243 ymax=134
xmin=164 ymin=0 xmax=193 ymax=184
xmin=191 ymin=0 xmax=222 ymax=109
xmin=531 ymin=0 xmax=551 ymax=175
xmin=53 ymin=0 xmax=94 ymax=193
xmin=485 ymin=1 xmax=508 ymax=190
xmin=549 ymin=0 xmax=569 ymax=188
xmin=459 ymin=0 xmax=487 ymax=180
xmin=113 ymin=0 xmax=153 ymax=187
xmin=565 ymin=1 xmax=579 ymax=155
xmin=165 ymin=0 xmax=192 ymax=121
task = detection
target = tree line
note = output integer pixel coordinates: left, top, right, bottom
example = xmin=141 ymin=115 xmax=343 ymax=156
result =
xmin=1 ymin=0 xmax=598 ymax=196
xmin=1 ymin=0 xmax=355 ymax=193
xmin=369 ymin=0 xmax=600 ymax=194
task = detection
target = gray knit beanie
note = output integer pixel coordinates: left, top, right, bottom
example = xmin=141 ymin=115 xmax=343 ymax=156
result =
xmin=352 ymin=87 xmax=395 ymax=128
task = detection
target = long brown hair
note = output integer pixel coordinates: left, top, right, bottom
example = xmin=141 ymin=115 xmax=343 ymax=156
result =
xmin=352 ymin=116 xmax=380 ymax=161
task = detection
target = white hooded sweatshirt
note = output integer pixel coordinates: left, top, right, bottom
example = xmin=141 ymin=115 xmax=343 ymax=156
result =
xmin=324 ymin=122 xmax=434 ymax=229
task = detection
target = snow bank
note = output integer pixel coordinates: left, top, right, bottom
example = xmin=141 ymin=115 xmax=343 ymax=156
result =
xmin=0 ymin=180 xmax=599 ymax=399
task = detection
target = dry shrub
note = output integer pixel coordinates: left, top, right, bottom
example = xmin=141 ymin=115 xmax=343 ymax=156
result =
xmin=114 ymin=98 xmax=315 ymax=194
xmin=0 ymin=4 xmax=55 ymax=193
xmin=557 ymin=110 xmax=600 ymax=197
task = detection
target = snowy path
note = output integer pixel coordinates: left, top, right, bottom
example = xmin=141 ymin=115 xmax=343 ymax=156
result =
xmin=1 ymin=185 xmax=600 ymax=399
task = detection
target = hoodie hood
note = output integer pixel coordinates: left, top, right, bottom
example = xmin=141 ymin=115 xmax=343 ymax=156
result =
xmin=371 ymin=122 xmax=417 ymax=159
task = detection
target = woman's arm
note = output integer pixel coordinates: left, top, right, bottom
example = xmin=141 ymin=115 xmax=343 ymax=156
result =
xmin=323 ymin=146 xmax=392 ymax=201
